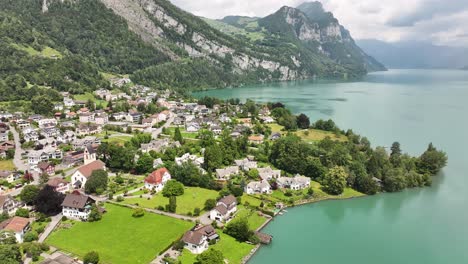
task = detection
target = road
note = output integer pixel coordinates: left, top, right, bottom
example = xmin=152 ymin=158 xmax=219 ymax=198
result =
xmin=150 ymin=114 xmax=174 ymax=139
xmin=10 ymin=125 xmax=28 ymax=172
xmin=38 ymin=214 xmax=62 ymax=243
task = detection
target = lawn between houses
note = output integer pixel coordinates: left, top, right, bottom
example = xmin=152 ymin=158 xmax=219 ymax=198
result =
xmin=178 ymin=232 xmax=256 ymax=264
xmin=46 ymin=203 xmax=193 ymax=264
xmin=121 ymin=187 xmax=218 ymax=215
xmin=0 ymin=159 xmax=15 ymax=170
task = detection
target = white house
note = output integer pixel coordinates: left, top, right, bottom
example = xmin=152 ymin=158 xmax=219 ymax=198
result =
xmin=209 ymin=195 xmax=237 ymax=222
xmin=258 ymin=167 xmax=281 ymax=181
xmin=245 ymin=180 xmax=271 ymax=195
xmin=277 ymin=175 xmax=311 ymax=190
xmin=215 ymin=166 xmax=239 ymax=180
xmin=144 ymin=168 xmax=171 ymax=192
xmin=0 ymin=195 xmax=22 ymax=215
xmin=47 ymin=178 xmax=71 ymax=194
xmin=61 ymin=192 xmax=95 ymax=221
xmin=235 ymin=158 xmax=258 ymax=171
xmin=71 ymin=160 xmax=106 ymax=189
xmin=182 ymin=225 xmax=219 ymax=254
xmin=38 ymin=118 xmax=58 ymax=128
xmin=0 ymin=216 xmax=30 ymax=243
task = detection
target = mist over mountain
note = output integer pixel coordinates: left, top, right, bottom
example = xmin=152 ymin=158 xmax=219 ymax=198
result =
xmin=357 ymin=39 xmax=468 ymax=69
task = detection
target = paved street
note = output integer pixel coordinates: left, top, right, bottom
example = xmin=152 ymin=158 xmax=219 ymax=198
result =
xmin=150 ymin=114 xmax=174 ymax=139
xmin=10 ymin=125 xmax=28 ymax=171
xmin=38 ymin=214 xmax=62 ymax=243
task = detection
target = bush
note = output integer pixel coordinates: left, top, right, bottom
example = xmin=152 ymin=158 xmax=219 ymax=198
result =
xmin=23 ymin=231 xmax=39 ymax=242
xmin=193 ymin=208 xmax=201 ymax=216
xmin=15 ymin=208 xmax=30 ymax=218
xmin=116 ymin=196 xmax=124 ymax=202
xmin=157 ymin=205 xmax=165 ymax=211
xmin=61 ymin=216 xmax=68 ymax=221
xmin=36 ymin=213 xmax=48 ymax=222
xmin=204 ymin=199 xmax=216 ymax=210
xmin=35 ymin=226 xmax=45 ymax=234
xmin=172 ymin=240 xmax=185 ymax=251
xmin=132 ymin=208 xmax=145 ymax=218
xmin=84 ymin=251 xmax=100 ymax=264
xmin=284 ymin=190 xmax=293 ymax=197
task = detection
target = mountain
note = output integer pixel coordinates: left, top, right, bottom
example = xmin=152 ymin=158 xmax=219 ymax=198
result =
xmin=463 ymin=66 xmax=468 ymax=70
xmin=0 ymin=0 xmax=385 ymax=101
xmin=357 ymin=39 xmax=468 ymax=69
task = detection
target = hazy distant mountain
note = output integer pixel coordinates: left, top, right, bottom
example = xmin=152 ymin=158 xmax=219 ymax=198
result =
xmin=357 ymin=39 xmax=468 ymax=69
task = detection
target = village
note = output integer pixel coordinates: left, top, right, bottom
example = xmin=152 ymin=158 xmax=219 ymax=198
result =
xmin=0 ymin=78 xmax=362 ymax=264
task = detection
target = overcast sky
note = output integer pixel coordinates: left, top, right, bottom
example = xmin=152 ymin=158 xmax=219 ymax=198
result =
xmin=171 ymin=0 xmax=468 ymax=47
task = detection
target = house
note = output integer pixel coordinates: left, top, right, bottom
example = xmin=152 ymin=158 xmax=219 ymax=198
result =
xmin=0 ymin=132 xmax=8 ymax=142
xmin=126 ymin=112 xmax=142 ymax=123
xmin=248 ymin=135 xmax=264 ymax=144
xmin=28 ymin=147 xmax=63 ymax=165
xmin=61 ymin=192 xmax=95 ymax=220
xmin=215 ymin=166 xmax=239 ymax=180
xmin=270 ymin=132 xmax=281 ymax=140
xmin=245 ymin=180 xmax=271 ymax=195
xmin=235 ymin=158 xmax=257 ymax=171
xmin=63 ymin=97 xmax=75 ymax=108
xmin=144 ymin=168 xmax=171 ymax=192
xmin=47 ymin=178 xmax=70 ymax=194
xmin=153 ymin=158 xmax=164 ymax=168
xmin=186 ymin=122 xmax=200 ymax=132
xmin=0 ymin=216 xmax=30 ymax=242
xmin=182 ymin=225 xmax=219 ymax=254
xmin=79 ymin=112 xmax=95 ymax=123
xmin=38 ymin=162 xmax=55 ymax=175
xmin=0 ymin=195 xmax=22 ymax=215
xmin=83 ymin=145 xmax=97 ymax=165
xmin=71 ymin=160 xmax=106 ymax=189
xmin=258 ymin=167 xmax=281 ymax=181
xmin=209 ymin=195 xmax=237 ymax=222
xmin=94 ymin=111 xmax=109 ymax=125
xmin=277 ymin=175 xmax=311 ymax=190
xmin=38 ymin=118 xmax=58 ymax=128
xmin=0 ymin=171 xmax=15 ymax=183
xmin=175 ymin=153 xmax=204 ymax=167
xmin=76 ymin=124 xmax=101 ymax=136
xmin=259 ymin=116 xmax=275 ymax=123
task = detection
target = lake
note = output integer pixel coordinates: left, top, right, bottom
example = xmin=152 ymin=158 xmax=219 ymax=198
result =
xmin=194 ymin=69 xmax=468 ymax=264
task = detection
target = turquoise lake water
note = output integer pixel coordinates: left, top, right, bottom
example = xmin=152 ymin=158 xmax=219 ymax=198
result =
xmin=194 ymin=69 xmax=468 ymax=264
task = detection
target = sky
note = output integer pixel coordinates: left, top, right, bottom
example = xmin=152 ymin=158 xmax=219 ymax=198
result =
xmin=171 ymin=0 xmax=468 ymax=47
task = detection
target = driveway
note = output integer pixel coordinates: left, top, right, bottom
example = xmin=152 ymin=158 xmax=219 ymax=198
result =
xmin=38 ymin=214 xmax=62 ymax=243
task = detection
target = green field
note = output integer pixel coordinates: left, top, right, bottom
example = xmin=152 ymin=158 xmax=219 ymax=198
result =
xmin=11 ymin=43 xmax=62 ymax=59
xmin=0 ymin=160 xmax=15 ymax=170
xmin=165 ymin=127 xmax=199 ymax=139
xmin=46 ymin=204 xmax=192 ymax=264
xmin=122 ymin=187 xmax=218 ymax=215
xmin=294 ymin=129 xmax=348 ymax=142
xmin=178 ymin=232 xmax=255 ymax=264
xmin=74 ymin=93 xmax=108 ymax=107
xmin=234 ymin=205 xmax=268 ymax=230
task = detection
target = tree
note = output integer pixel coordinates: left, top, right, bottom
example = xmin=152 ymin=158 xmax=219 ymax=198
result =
xmin=15 ymin=208 xmax=29 ymax=218
xmin=170 ymin=162 xmax=213 ymax=188
xmin=322 ymin=166 xmax=348 ymax=195
xmin=0 ymin=231 xmax=16 ymax=245
xmin=162 ymin=180 xmax=184 ymax=197
xmin=132 ymin=208 xmax=145 ymax=217
xmin=204 ymin=199 xmax=216 ymax=210
xmin=31 ymin=95 xmax=53 ymax=115
xmin=19 ymin=185 xmax=40 ymax=205
xmin=0 ymin=244 xmax=22 ymax=263
xmin=383 ymin=169 xmax=407 ymax=192
xmin=23 ymin=170 xmax=34 ymax=183
xmin=23 ymin=231 xmax=38 ymax=242
xmin=417 ymin=143 xmax=448 ymax=175
xmin=390 ymin=142 xmax=402 ymax=167
xmin=224 ymin=217 xmax=253 ymax=242
xmin=88 ymin=205 xmax=102 ymax=222
xmin=135 ymin=154 xmax=154 ymax=174
xmin=247 ymin=169 xmax=259 ymax=179
xmin=173 ymin=127 xmax=184 ymax=144
xmin=203 ymin=144 xmax=223 ymax=172
xmin=195 ymin=248 xmax=224 ymax=264
xmin=35 ymin=185 xmax=65 ymax=216
xmin=85 ymin=170 xmax=108 ymax=194
xmin=84 ymin=251 xmax=100 ymax=264
xmin=296 ymin=113 xmax=310 ymax=129
xmin=166 ymin=196 xmax=177 ymax=213
xmin=39 ymin=173 xmax=49 ymax=187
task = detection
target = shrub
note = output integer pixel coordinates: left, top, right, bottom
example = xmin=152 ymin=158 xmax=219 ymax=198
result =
xmin=204 ymin=199 xmax=216 ymax=210
xmin=157 ymin=205 xmax=165 ymax=211
xmin=61 ymin=216 xmax=68 ymax=221
xmin=35 ymin=226 xmax=45 ymax=234
xmin=15 ymin=208 xmax=30 ymax=218
xmin=172 ymin=240 xmax=185 ymax=251
xmin=84 ymin=251 xmax=100 ymax=264
xmin=24 ymin=231 xmax=38 ymax=242
xmin=132 ymin=208 xmax=145 ymax=218
xmin=284 ymin=190 xmax=293 ymax=197
xmin=116 ymin=196 xmax=124 ymax=202
xmin=193 ymin=208 xmax=201 ymax=216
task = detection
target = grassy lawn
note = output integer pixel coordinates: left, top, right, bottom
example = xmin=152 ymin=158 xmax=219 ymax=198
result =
xmin=294 ymin=129 xmax=347 ymax=142
xmin=178 ymin=232 xmax=255 ymax=264
xmin=165 ymin=127 xmax=198 ymax=139
xmin=101 ymin=135 xmax=133 ymax=145
xmin=0 ymin=160 xmax=15 ymax=170
xmin=122 ymin=187 xmax=218 ymax=215
xmin=74 ymin=93 xmax=108 ymax=107
xmin=46 ymin=204 xmax=192 ymax=264
xmin=234 ymin=205 xmax=268 ymax=230
xmin=267 ymin=123 xmax=284 ymax=133
xmin=241 ymin=194 xmax=263 ymax=207
xmin=11 ymin=43 xmax=62 ymax=59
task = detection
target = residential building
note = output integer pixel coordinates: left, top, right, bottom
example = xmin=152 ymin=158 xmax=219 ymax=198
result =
xmin=277 ymin=175 xmax=311 ymax=190
xmin=76 ymin=124 xmax=101 ymax=136
xmin=215 ymin=166 xmax=239 ymax=180
xmin=38 ymin=118 xmax=58 ymax=128
xmin=61 ymin=192 xmax=95 ymax=220
xmin=235 ymin=158 xmax=258 ymax=171
xmin=47 ymin=178 xmax=71 ymax=194
xmin=182 ymin=225 xmax=219 ymax=254
xmin=0 ymin=195 xmax=22 ymax=215
xmin=83 ymin=145 xmax=97 ymax=165
xmin=71 ymin=160 xmax=106 ymax=189
xmin=38 ymin=162 xmax=55 ymax=175
xmin=258 ymin=167 xmax=281 ymax=181
xmin=0 ymin=216 xmax=30 ymax=242
xmin=175 ymin=153 xmax=204 ymax=167
xmin=209 ymin=195 xmax=237 ymax=222
xmin=79 ymin=112 xmax=95 ymax=123
xmin=245 ymin=180 xmax=271 ymax=195
xmin=0 ymin=132 xmax=7 ymax=142
xmin=28 ymin=147 xmax=63 ymax=165
xmin=144 ymin=168 xmax=171 ymax=192
xmin=248 ymin=135 xmax=264 ymax=144
xmin=0 ymin=171 xmax=15 ymax=183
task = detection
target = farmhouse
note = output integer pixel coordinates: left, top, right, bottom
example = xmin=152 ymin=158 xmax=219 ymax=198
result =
xmin=47 ymin=178 xmax=71 ymax=194
xmin=0 ymin=195 xmax=22 ymax=215
xmin=61 ymin=192 xmax=95 ymax=221
xmin=209 ymin=195 xmax=237 ymax=222
xmin=38 ymin=162 xmax=55 ymax=175
xmin=144 ymin=168 xmax=171 ymax=192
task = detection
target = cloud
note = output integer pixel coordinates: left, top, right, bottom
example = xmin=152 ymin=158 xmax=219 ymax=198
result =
xmin=169 ymin=0 xmax=468 ymax=47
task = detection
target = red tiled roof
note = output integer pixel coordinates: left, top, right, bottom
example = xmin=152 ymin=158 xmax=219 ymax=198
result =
xmin=38 ymin=162 xmax=53 ymax=171
xmin=47 ymin=177 xmax=69 ymax=188
xmin=145 ymin=168 xmax=169 ymax=184
xmin=77 ymin=160 xmax=105 ymax=178
xmin=0 ymin=216 xmax=29 ymax=232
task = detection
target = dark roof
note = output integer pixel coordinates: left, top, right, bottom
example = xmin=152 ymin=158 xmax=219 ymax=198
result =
xmin=182 ymin=230 xmax=204 ymax=245
xmin=213 ymin=204 xmax=228 ymax=215
xmin=38 ymin=162 xmax=53 ymax=170
xmin=41 ymin=254 xmax=79 ymax=264
xmin=47 ymin=178 xmax=69 ymax=188
xmin=61 ymin=193 xmax=93 ymax=209
xmin=218 ymin=195 xmax=237 ymax=207
xmin=0 ymin=195 xmax=12 ymax=207
xmin=85 ymin=145 xmax=96 ymax=155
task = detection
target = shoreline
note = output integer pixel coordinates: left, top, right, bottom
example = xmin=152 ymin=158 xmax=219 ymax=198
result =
xmin=241 ymin=193 xmax=368 ymax=264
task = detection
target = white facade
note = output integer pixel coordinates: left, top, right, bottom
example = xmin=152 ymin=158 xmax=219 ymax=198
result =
xmin=245 ymin=180 xmax=271 ymax=195
xmin=185 ymin=237 xmax=208 ymax=254
xmin=62 ymin=206 xmax=91 ymax=220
